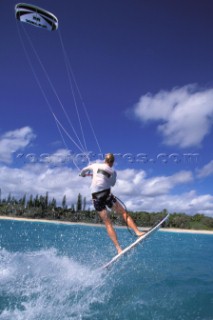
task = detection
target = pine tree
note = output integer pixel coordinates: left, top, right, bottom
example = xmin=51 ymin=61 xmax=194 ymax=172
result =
xmin=44 ymin=192 xmax=49 ymax=209
xmin=76 ymin=193 xmax=82 ymax=211
xmin=51 ymin=198 xmax=57 ymax=209
xmin=62 ymin=195 xmax=67 ymax=210
xmin=28 ymin=195 xmax=34 ymax=208
xmin=20 ymin=194 xmax=26 ymax=207
xmin=83 ymin=197 xmax=86 ymax=211
xmin=34 ymin=194 xmax=39 ymax=207
xmin=7 ymin=193 xmax=12 ymax=204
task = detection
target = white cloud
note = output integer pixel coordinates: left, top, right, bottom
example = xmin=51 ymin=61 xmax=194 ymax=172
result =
xmin=141 ymin=171 xmax=193 ymax=196
xmin=114 ymin=169 xmax=193 ymax=197
xmin=113 ymin=169 xmax=213 ymax=216
xmin=115 ymin=169 xmax=147 ymax=195
xmin=196 ymin=160 xmax=213 ymax=178
xmin=0 ymin=127 xmax=35 ymax=164
xmin=0 ymin=126 xmax=212 ymax=217
xmin=133 ymin=84 xmax=213 ymax=148
xmin=41 ymin=149 xmax=75 ymax=167
xmin=0 ymin=164 xmax=91 ymax=206
xmin=0 ymin=162 xmax=213 ymax=216
xmin=116 ymin=189 xmax=213 ymax=217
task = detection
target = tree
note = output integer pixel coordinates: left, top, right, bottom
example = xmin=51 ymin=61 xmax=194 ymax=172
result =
xmin=62 ymin=195 xmax=67 ymax=210
xmin=76 ymin=193 xmax=82 ymax=211
xmin=7 ymin=193 xmax=12 ymax=204
xmin=44 ymin=192 xmax=49 ymax=209
xmin=20 ymin=194 xmax=26 ymax=207
xmin=83 ymin=196 xmax=86 ymax=211
xmin=34 ymin=194 xmax=40 ymax=207
xmin=28 ymin=195 xmax=34 ymax=208
xmin=192 ymin=214 xmax=204 ymax=222
xmin=39 ymin=195 xmax=45 ymax=209
xmin=51 ymin=198 xmax=57 ymax=209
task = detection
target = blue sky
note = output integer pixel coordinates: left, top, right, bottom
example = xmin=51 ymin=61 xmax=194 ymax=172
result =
xmin=1 ymin=0 xmax=213 ymax=216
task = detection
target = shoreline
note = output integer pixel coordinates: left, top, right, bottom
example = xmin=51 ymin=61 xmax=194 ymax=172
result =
xmin=0 ymin=215 xmax=213 ymax=235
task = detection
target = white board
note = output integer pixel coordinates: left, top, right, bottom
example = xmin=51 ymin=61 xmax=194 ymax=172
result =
xmin=100 ymin=214 xmax=169 ymax=270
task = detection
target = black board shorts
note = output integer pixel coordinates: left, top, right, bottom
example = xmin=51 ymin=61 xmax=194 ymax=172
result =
xmin=92 ymin=189 xmax=117 ymax=211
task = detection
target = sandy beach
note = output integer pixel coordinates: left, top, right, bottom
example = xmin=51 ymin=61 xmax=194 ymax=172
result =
xmin=0 ymin=215 xmax=213 ymax=235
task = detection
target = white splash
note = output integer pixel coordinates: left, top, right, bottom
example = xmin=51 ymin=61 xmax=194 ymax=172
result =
xmin=0 ymin=248 xmax=110 ymax=320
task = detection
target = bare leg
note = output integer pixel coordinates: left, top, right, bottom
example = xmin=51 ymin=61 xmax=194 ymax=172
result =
xmin=99 ymin=209 xmax=122 ymax=254
xmin=113 ymin=201 xmax=145 ymax=236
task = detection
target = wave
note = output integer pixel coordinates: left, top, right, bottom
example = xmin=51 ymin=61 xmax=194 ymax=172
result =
xmin=0 ymin=248 xmax=110 ymax=320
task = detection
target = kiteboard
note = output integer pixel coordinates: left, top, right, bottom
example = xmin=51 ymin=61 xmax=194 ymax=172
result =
xmin=100 ymin=214 xmax=169 ymax=270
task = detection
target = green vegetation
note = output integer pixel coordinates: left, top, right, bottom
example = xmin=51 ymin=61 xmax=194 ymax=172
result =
xmin=0 ymin=190 xmax=213 ymax=230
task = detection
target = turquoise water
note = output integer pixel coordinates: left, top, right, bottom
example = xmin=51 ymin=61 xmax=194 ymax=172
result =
xmin=0 ymin=219 xmax=213 ymax=320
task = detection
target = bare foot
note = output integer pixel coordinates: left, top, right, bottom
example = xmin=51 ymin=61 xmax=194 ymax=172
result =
xmin=117 ymin=246 xmax=123 ymax=254
xmin=135 ymin=231 xmax=146 ymax=237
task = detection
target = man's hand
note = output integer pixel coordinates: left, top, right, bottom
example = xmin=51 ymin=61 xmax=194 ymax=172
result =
xmin=79 ymin=172 xmax=86 ymax=177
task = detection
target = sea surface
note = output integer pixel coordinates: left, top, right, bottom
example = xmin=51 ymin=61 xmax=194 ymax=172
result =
xmin=0 ymin=219 xmax=213 ymax=320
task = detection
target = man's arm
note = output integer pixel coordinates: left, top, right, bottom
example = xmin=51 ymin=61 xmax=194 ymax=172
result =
xmin=79 ymin=165 xmax=93 ymax=177
xmin=111 ymin=171 xmax=117 ymax=186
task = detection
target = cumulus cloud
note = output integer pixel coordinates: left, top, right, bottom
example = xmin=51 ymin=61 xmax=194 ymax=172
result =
xmin=0 ymin=164 xmax=91 ymax=206
xmin=116 ymin=188 xmax=213 ymax=217
xmin=41 ymin=149 xmax=75 ymax=167
xmin=0 ymin=161 xmax=213 ymax=216
xmin=113 ymin=169 xmax=213 ymax=216
xmin=0 ymin=126 xmax=212 ymax=217
xmin=141 ymin=171 xmax=193 ymax=196
xmin=133 ymin=84 xmax=213 ymax=148
xmin=0 ymin=127 xmax=35 ymax=164
xmin=114 ymin=169 xmax=193 ymax=197
xmin=196 ymin=160 xmax=213 ymax=178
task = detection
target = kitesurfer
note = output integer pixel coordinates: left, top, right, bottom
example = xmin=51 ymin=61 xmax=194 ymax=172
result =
xmin=80 ymin=153 xmax=145 ymax=254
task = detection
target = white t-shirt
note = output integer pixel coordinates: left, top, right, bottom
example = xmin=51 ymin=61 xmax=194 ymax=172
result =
xmin=80 ymin=162 xmax=117 ymax=194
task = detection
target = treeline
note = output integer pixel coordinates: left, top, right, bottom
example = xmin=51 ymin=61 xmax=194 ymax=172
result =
xmin=0 ymin=191 xmax=88 ymax=222
xmin=0 ymin=191 xmax=213 ymax=230
xmin=130 ymin=211 xmax=213 ymax=231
